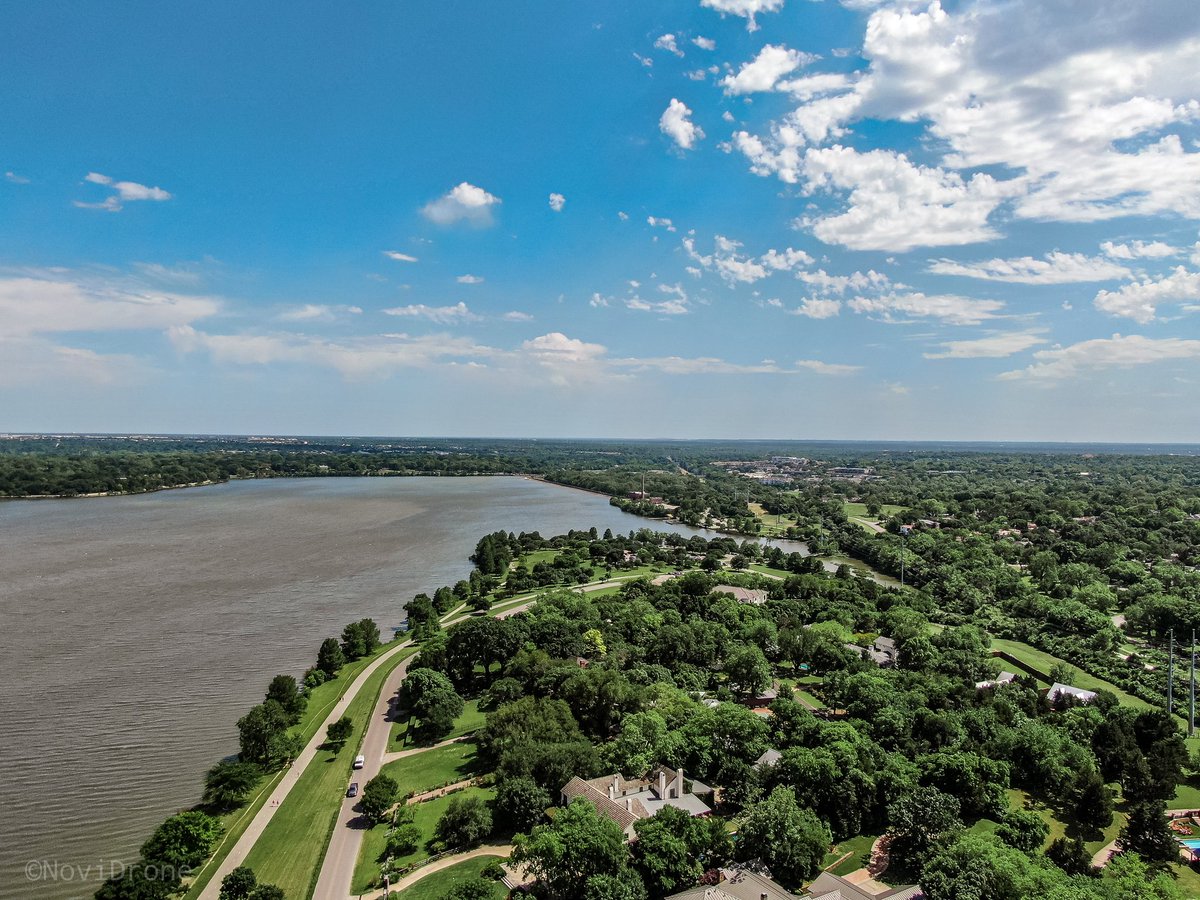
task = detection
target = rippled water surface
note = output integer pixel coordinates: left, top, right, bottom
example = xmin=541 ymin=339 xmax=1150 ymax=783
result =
xmin=0 ymin=476 xmax=720 ymax=900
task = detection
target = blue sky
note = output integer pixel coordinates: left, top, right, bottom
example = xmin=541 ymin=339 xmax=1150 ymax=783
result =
xmin=2 ymin=0 xmax=1199 ymax=441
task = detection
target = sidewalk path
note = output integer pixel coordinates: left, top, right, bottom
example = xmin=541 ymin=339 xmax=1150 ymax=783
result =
xmin=352 ymin=844 xmax=513 ymax=900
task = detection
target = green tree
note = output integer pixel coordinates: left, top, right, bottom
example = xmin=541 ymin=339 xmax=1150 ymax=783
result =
xmin=494 ymin=776 xmax=552 ymax=834
xmin=247 ymin=887 xmax=286 ymax=900
xmin=398 ymin=668 xmax=464 ymax=742
xmin=325 ymin=715 xmax=353 ymax=750
xmin=341 ymin=618 xmax=382 ymax=659
xmin=433 ymin=795 xmax=494 ymax=849
xmin=218 ymin=866 xmax=258 ymax=900
xmin=316 ymin=637 xmax=345 ymax=677
xmin=1045 ymin=836 xmax=1093 ymax=875
xmin=94 ymin=864 xmax=177 ymax=900
xmin=384 ymin=822 xmax=422 ymax=857
xmin=736 ymin=786 xmax=831 ymax=888
xmin=511 ymin=798 xmax=628 ymax=900
xmin=1119 ymin=800 xmax=1178 ymax=864
xmin=265 ymin=674 xmax=305 ymax=723
xmin=631 ymin=805 xmax=703 ymax=895
xmin=236 ymin=701 xmax=299 ymax=769
xmin=725 ymin=644 xmax=772 ymax=696
xmin=203 ymin=760 xmax=261 ymax=811
xmin=359 ymin=774 xmax=400 ymax=824
xmin=887 ymin=786 xmax=962 ymax=864
xmin=995 ymin=808 xmax=1048 ymax=854
xmin=140 ymin=810 xmax=224 ymax=871
xmin=582 ymin=874 xmax=649 ymax=900
xmin=1073 ymin=770 xmax=1114 ymax=835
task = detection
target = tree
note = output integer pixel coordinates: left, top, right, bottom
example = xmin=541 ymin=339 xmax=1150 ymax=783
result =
xmin=1046 ymin=837 xmax=1094 ymax=875
xmin=397 ymin=667 xmax=464 ymax=742
xmin=342 ymin=618 xmax=382 ymax=659
xmin=218 ymin=867 xmax=258 ymax=900
xmin=725 ymin=644 xmax=772 ymax=696
xmin=203 ymin=760 xmax=261 ymax=811
xmin=736 ymin=786 xmax=831 ymax=888
xmin=236 ymin=701 xmax=298 ymax=769
xmin=444 ymin=880 xmax=496 ymax=900
xmin=631 ymin=806 xmax=703 ymax=895
xmin=511 ymin=798 xmax=628 ymax=900
xmin=95 ymin=864 xmax=177 ymax=900
xmin=384 ymin=822 xmax=422 ymax=857
xmin=1119 ymin=800 xmax=1178 ymax=864
xmin=494 ymin=776 xmax=552 ymax=834
xmin=1073 ymin=770 xmax=1114 ymax=834
xmin=359 ymin=773 xmax=400 ymax=824
xmin=995 ymin=808 xmax=1048 ymax=854
xmin=265 ymin=674 xmax=305 ymax=723
xmin=887 ymin=786 xmax=962 ymax=864
xmin=582 ymin=875 xmax=649 ymax=900
xmin=247 ymin=887 xmax=286 ymax=900
xmin=317 ymin=637 xmax=345 ymax=677
xmin=433 ymin=795 xmax=494 ymax=849
xmin=325 ymin=715 xmax=353 ymax=750
xmin=141 ymin=810 xmax=224 ymax=871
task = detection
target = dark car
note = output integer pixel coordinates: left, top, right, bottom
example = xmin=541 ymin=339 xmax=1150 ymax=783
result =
xmin=347 ymin=782 xmax=359 ymax=798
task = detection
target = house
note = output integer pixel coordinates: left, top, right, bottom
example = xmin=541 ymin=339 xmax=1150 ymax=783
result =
xmin=802 ymin=872 xmax=923 ymax=900
xmin=741 ymin=687 xmax=779 ymax=709
xmin=755 ymin=749 xmax=782 ymax=770
xmin=665 ymin=868 xmax=799 ymax=900
xmin=561 ymin=766 xmax=713 ymax=839
xmin=975 ymin=671 xmax=1016 ymax=690
xmin=845 ymin=635 xmax=898 ymax=668
xmin=715 ymin=585 xmax=769 ymax=606
xmin=1047 ymin=682 xmax=1097 ymax=705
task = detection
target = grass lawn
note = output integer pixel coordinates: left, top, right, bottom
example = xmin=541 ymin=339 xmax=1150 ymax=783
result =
xmin=819 ymin=832 xmax=878 ymax=876
xmin=183 ymin=640 xmax=406 ymax=899
xmin=843 ymin=501 xmax=904 ymax=519
xmin=988 ymin=789 xmax=1125 ymax=856
xmin=989 ymin=638 xmax=1152 ymax=710
xmin=794 ymin=688 xmax=827 ymax=710
xmin=1171 ymin=779 xmax=1200 ymax=810
xmin=517 ymin=549 xmax=559 ymax=571
xmin=392 ymin=699 xmax=487 ymax=748
xmin=1167 ymin=862 xmax=1200 ymax=897
xmin=393 ymin=855 xmax=507 ymax=900
xmin=238 ymin=645 xmax=417 ymax=900
xmin=379 ymin=742 xmax=483 ymax=798
xmin=353 ymin=787 xmax=497 ymax=894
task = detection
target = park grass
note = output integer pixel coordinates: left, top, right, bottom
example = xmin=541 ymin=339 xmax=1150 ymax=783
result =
xmin=1171 ymin=779 xmax=1200 ymax=810
xmin=182 ymin=639 xmax=404 ymax=899
xmin=393 ymin=855 xmax=507 ymax=900
xmin=843 ymin=501 xmax=904 ymax=520
xmin=238 ymin=645 xmax=417 ymax=900
xmin=517 ymin=549 xmax=559 ymax=572
xmin=794 ymin=688 xmax=827 ymax=710
xmin=353 ymin=787 xmax=497 ymax=894
xmin=969 ymin=789 xmax=1125 ymax=857
xmin=989 ymin=637 xmax=1152 ymax=710
xmin=392 ymin=699 xmax=486 ymax=748
xmin=819 ymin=832 xmax=878 ymax=877
xmin=379 ymin=742 xmax=483 ymax=798
xmin=1167 ymin=862 xmax=1200 ymax=897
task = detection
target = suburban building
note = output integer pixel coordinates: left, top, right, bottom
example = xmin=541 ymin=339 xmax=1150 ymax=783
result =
xmin=1047 ymin=682 xmax=1098 ymax=705
xmin=754 ymin=748 xmax=782 ymax=770
xmin=714 ymin=585 xmax=769 ymax=606
xmin=802 ymin=872 xmax=923 ymax=900
xmin=664 ymin=868 xmax=797 ymax=900
xmin=560 ymin=766 xmax=712 ymax=839
xmin=975 ymin=671 xmax=1017 ymax=690
xmin=845 ymin=635 xmax=898 ymax=668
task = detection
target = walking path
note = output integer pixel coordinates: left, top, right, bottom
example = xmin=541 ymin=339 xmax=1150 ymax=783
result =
xmin=381 ymin=735 xmax=471 ymax=766
xmin=351 ymin=844 xmax=514 ymax=900
xmin=196 ymin=638 xmax=415 ymax=900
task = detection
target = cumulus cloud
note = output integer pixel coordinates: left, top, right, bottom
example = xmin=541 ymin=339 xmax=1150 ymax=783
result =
xmin=693 ymin=36 xmax=717 ymax=51
xmin=626 ymin=283 xmax=691 ymax=315
xmin=730 ymin=0 xmax=1200 ymax=245
xmin=924 ymin=331 xmax=1047 ymax=359
xmin=700 ymin=0 xmax=784 ymax=32
xmin=75 ymin=171 xmax=172 ymax=211
xmin=654 ymin=34 xmax=684 ymax=57
xmin=457 ymin=274 xmax=485 ymax=284
xmin=796 ymin=268 xmax=891 ymax=295
xmin=502 ymin=311 xmax=533 ymax=321
xmin=848 ymin=291 xmax=1005 ymax=326
xmin=548 ymin=192 xmax=565 ymax=212
xmin=685 ymin=235 xmax=813 ymax=284
xmin=722 ymin=45 xmax=811 ymax=95
xmin=928 ymin=252 xmax=1132 ymax=284
xmin=1100 ymin=240 xmax=1183 ymax=260
xmin=790 ymin=297 xmax=842 ymax=319
xmin=1093 ymin=267 xmax=1200 ymax=323
xmin=0 ymin=275 xmax=218 ymax=335
xmin=999 ymin=333 xmax=1200 ymax=380
xmin=278 ymin=304 xmax=362 ymax=322
xmin=382 ymin=301 xmax=480 ymax=324
xmin=660 ymin=98 xmax=705 ymax=150
xmin=383 ymin=251 xmax=419 ymax=262
xmin=5 ymin=171 xmax=30 ymax=184
xmin=647 ymin=216 xmax=677 ymax=232
xmin=421 ymin=182 xmax=501 ymax=226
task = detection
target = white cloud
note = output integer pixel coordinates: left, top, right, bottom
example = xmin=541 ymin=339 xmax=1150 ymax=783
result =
xmin=797 ymin=146 xmax=1016 ymax=251
xmin=502 ymin=311 xmax=533 ymax=321
xmin=0 ymin=275 xmax=218 ymax=335
xmin=790 ymin=297 xmax=842 ymax=319
xmin=5 ymin=171 xmax=30 ymax=184
xmin=383 ymin=251 xmax=419 ymax=262
xmin=693 ymin=36 xmax=717 ymax=51
xmin=75 ymin=171 xmax=172 ymax=211
xmin=457 ymin=274 xmax=485 ymax=284
xmin=1093 ymin=266 xmax=1200 ymax=323
xmin=796 ymin=268 xmax=891 ymax=295
xmin=660 ymin=98 xmax=705 ymax=150
xmin=700 ymin=0 xmax=785 ymax=32
xmin=421 ymin=182 xmax=501 ymax=226
xmin=848 ymin=291 xmax=1005 ymax=326
xmin=633 ymin=52 xmax=653 ymax=68
xmin=924 ymin=331 xmax=1047 ymax=359
xmin=589 ymin=292 xmax=610 ymax=308
xmin=548 ymin=192 xmax=565 ymax=212
xmin=278 ymin=304 xmax=362 ymax=322
xmin=132 ymin=262 xmax=205 ymax=285
xmin=795 ymin=359 xmax=861 ymax=375
xmin=1100 ymin=240 xmax=1183 ymax=260
xmin=647 ymin=216 xmax=677 ymax=232
xmin=382 ymin=301 xmax=480 ymax=324
xmin=928 ymin=252 xmax=1132 ymax=284
xmin=685 ymin=235 xmax=816 ymax=285
xmin=654 ymin=34 xmax=684 ymax=57
xmin=618 ymin=211 xmax=630 ymax=221
xmin=722 ymin=45 xmax=811 ymax=95
xmin=626 ymin=283 xmax=691 ymax=315
xmin=999 ymin=333 xmax=1200 ymax=380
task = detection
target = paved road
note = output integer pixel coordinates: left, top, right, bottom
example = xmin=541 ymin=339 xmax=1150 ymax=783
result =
xmin=195 ymin=638 xmax=415 ymax=900
xmin=312 ymin=653 xmax=417 ymax=900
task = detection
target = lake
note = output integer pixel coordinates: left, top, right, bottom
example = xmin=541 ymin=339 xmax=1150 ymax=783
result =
xmin=0 ymin=476 xmax=748 ymax=900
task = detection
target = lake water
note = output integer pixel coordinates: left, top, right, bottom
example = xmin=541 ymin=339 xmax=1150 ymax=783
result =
xmin=1 ymin=476 xmax=757 ymax=900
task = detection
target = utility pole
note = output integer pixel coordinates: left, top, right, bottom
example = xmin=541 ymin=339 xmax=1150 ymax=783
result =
xmin=1168 ymin=628 xmax=1175 ymax=715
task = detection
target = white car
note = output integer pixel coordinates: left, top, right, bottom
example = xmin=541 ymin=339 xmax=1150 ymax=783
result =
xmin=352 ymin=754 xmax=365 ymax=769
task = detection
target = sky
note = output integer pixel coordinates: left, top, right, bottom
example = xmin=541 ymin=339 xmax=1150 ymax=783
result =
xmin=2 ymin=0 xmax=1199 ymax=442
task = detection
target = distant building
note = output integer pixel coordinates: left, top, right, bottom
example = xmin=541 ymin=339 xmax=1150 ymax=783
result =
xmin=846 ymin=635 xmax=898 ymax=668
xmin=561 ymin=766 xmax=712 ymax=839
xmin=975 ymin=671 xmax=1017 ymax=690
xmin=665 ymin=868 xmax=798 ymax=900
xmin=802 ymin=872 xmax=923 ymax=900
xmin=754 ymin=749 xmax=783 ymax=770
xmin=714 ymin=585 xmax=769 ymax=606
xmin=1047 ymin=682 xmax=1097 ymax=705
